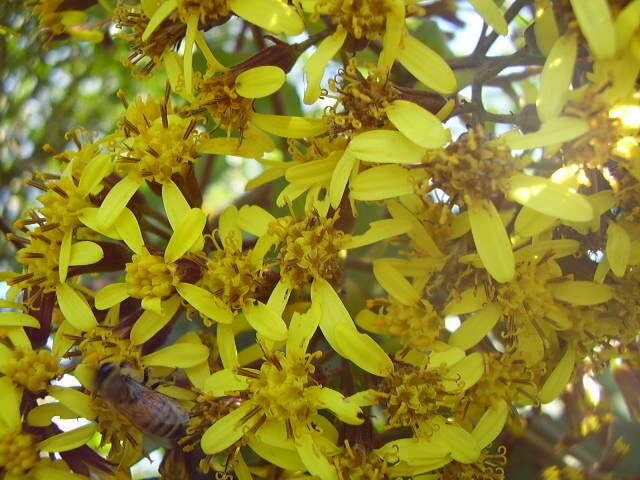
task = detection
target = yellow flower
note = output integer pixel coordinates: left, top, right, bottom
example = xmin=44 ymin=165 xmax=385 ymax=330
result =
xmin=141 ymin=0 xmax=303 ymax=95
xmin=301 ymin=0 xmax=457 ymax=104
xmin=31 ymin=0 xmax=104 ymax=46
xmin=200 ymin=309 xmax=362 ymax=480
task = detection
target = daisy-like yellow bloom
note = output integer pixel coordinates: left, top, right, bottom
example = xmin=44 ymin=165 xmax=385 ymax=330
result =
xmin=447 ymin=239 xmax=613 ymax=364
xmin=0 ymin=378 xmax=91 ymax=480
xmin=199 ymin=309 xmax=363 ymax=480
xmin=141 ymin=0 xmax=303 ymax=95
xmin=301 ymin=0 xmax=460 ymax=104
xmin=94 ymin=94 xmax=269 ymax=232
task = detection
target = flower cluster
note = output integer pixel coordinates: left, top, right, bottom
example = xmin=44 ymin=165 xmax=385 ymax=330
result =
xmin=2 ymin=0 xmax=639 ymax=479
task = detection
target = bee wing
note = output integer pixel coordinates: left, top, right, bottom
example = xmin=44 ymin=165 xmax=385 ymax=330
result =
xmin=120 ymin=378 xmax=188 ymax=439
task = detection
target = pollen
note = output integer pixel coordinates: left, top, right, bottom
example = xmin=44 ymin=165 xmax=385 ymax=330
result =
xmin=114 ymin=5 xmax=187 ymax=76
xmin=176 ymin=0 xmax=231 ymax=26
xmin=366 ymin=298 xmax=443 ymax=348
xmin=201 ymin=250 xmax=264 ymax=319
xmin=419 ymin=127 xmax=525 ymax=203
xmin=334 ymin=441 xmax=390 ymax=480
xmin=246 ymin=350 xmax=322 ymax=428
xmin=11 ymin=227 xmax=63 ymax=293
xmin=37 ymin=176 xmax=91 ymax=230
xmin=441 ymin=446 xmax=507 ymax=480
xmin=78 ymin=326 xmax=141 ymax=368
xmin=125 ymin=250 xmax=178 ymax=300
xmin=0 ymin=430 xmax=39 ymax=475
xmin=180 ymin=394 xmax=238 ymax=453
xmin=193 ymin=71 xmax=253 ymax=134
xmin=326 ymin=59 xmax=399 ymax=134
xmin=269 ymin=212 xmax=347 ymax=288
xmin=378 ymin=362 xmax=461 ymax=432
xmin=119 ymin=109 xmax=203 ymax=185
xmin=4 ymin=347 xmax=62 ymax=392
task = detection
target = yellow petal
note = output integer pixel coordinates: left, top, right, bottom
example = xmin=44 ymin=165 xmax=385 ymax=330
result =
xmin=235 ymin=66 xmax=285 ymax=98
xmin=141 ymin=296 xmax=162 ymax=315
xmin=351 ymin=165 xmax=415 ymax=201
xmin=78 ymin=153 xmax=112 ymax=197
xmin=448 ymin=303 xmax=502 ymax=350
xmin=217 ymin=323 xmax=239 ymax=370
xmin=569 ymin=0 xmax=616 ymax=59
xmin=537 ymin=34 xmax=577 ymax=123
xmin=142 ymin=0 xmax=177 ymax=40
xmin=443 ymin=288 xmax=488 ymax=316
xmin=97 ymin=175 xmax=141 ymax=229
xmin=141 ymin=343 xmax=209 ymax=367
xmin=472 ymin=400 xmax=508 ymax=449
xmin=249 ymin=438 xmax=306 ymax=471
xmin=372 ymin=260 xmax=421 ymax=305
xmin=27 ymin=403 xmax=79 ymax=427
xmin=33 ymin=466 xmax=91 ymax=480
xmin=114 ymin=208 xmax=144 ymax=254
xmin=230 ymin=0 xmax=303 ymax=35
xmin=501 ymin=117 xmax=589 ymax=150
xmin=443 ymin=352 xmax=484 ymax=392
xmin=552 ymin=281 xmax=613 ymax=305
xmin=386 ymin=199 xmax=444 ymax=257
xmin=514 ymin=206 xmax=555 ymax=237
xmin=294 ymin=431 xmax=338 ymax=480
xmin=237 ymin=205 xmax=276 ymax=236
xmin=333 ymin=323 xmax=393 ymax=377
xmin=348 ymin=130 xmax=426 ymax=164
xmin=344 ymin=218 xmax=411 ymax=250
xmin=387 ymin=100 xmax=451 ymax=148
xmin=162 ymin=180 xmax=191 ymax=230
xmin=469 ymin=0 xmax=508 ymax=34
xmin=201 ymin=401 xmax=259 ymax=454
xmin=130 ymin=294 xmax=182 ymax=345
xmin=94 ymin=283 xmax=129 ymax=310
xmin=534 ymin=0 xmax=559 ymax=56
xmin=514 ymin=239 xmax=580 ymax=262
xmin=378 ymin=1 xmax=405 ymax=71
xmin=56 ymin=283 xmax=98 ymax=331
xmin=0 ymin=312 xmax=40 ymax=328
xmin=397 ymin=34 xmax=457 ymax=94
xmin=204 ymin=369 xmax=249 ymax=396
xmin=286 ymin=310 xmax=319 ymax=357
xmin=304 ymin=28 xmax=347 ymax=104
xmin=313 ymin=388 xmax=363 ymax=425
xmin=243 ymin=302 xmax=288 ymax=341
xmin=69 ymin=241 xmax=104 ymax=266
xmin=329 ymin=149 xmax=356 ymax=208
xmin=176 ymin=282 xmax=234 ymax=324
xmin=467 ymin=199 xmax=515 ymax=283
xmin=606 ymin=222 xmax=631 ymax=277
xmin=79 ymin=207 xmax=121 ymax=239
xmin=183 ymin=12 xmax=198 ymax=97
xmin=250 ymin=113 xmax=328 ymax=138
xmin=48 ymin=386 xmax=96 ymax=420
xmin=164 ymin=208 xmax=206 ymax=263
xmin=539 ymin=344 xmax=576 ymax=403
xmin=37 ymin=423 xmax=97 ymax=452
xmin=376 ymin=437 xmax=450 ymax=465
xmin=433 ymin=422 xmax=480 ymax=464
xmin=0 ymin=377 xmax=21 ymax=430
xmin=507 ymin=173 xmax=593 ymax=222
xmin=58 ymin=229 xmax=72 ymax=283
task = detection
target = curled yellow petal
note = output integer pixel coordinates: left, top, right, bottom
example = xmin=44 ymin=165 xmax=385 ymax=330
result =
xmin=37 ymin=423 xmax=97 ymax=452
xmin=333 ymin=323 xmax=393 ymax=377
xmin=176 ymin=282 xmax=233 ymax=324
xmin=387 ymin=100 xmax=451 ymax=148
xmin=97 ymin=175 xmax=141 ymax=229
xmin=251 ymin=113 xmax=328 ymax=138
xmin=201 ymin=401 xmax=259 ymax=454
xmin=164 ymin=208 xmax=206 ymax=263
xmin=304 ymin=27 xmax=347 ymax=104
xmin=243 ymin=302 xmax=288 ymax=341
xmin=141 ymin=343 xmax=209 ymax=368
xmin=56 ymin=283 xmax=98 ymax=331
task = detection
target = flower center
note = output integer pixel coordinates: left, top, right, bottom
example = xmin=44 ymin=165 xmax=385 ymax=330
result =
xmin=37 ymin=176 xmax=91 ymax=230
xmin=78 ymin=326 xmax=141 ymax=368
xmin=0 ymin=431 xmax=39 ymax=475
xmin=379 ymin=363 xmax=460 ymax=432
xmin=193 ymin=71 xmax=253 ymax=134
xmin=125 ymin=250 xmax=178 ymax=301
xmin=118 ymin=110 xmax=202 ymax=185
xmin=269 ymin=213 xmax=347 ymax=288
xmin=201 ymin=250 xmax=264 ymax=316
xmin=419 ymin=127 xmax=524 ymax=203
xmin=327 ymin=60 xmax=399 ymax=135
xmin=247 ymin=351 xmax=321 ymax=428
xmin=5 ymin=347 xmax=61 ymax=392
xmin=176 ymin=0 xmax=231 ymax=26
xmin=334 ymin=441 xmax=390 ymax=480
xmin=367 ymin=298 xmax=443 ymax=348
xmin=313 ymin=0 xmax=392 ymax=40
xmin=11 ymin=227 xmax=63 ymax=293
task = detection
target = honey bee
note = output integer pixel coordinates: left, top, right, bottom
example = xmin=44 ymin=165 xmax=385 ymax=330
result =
xmin=95 ymin=361 xmax=189 ymax=440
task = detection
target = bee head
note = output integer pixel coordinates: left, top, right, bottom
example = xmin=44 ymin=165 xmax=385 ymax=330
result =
xmin=95 ymin=361 xmax=123 ymax=388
